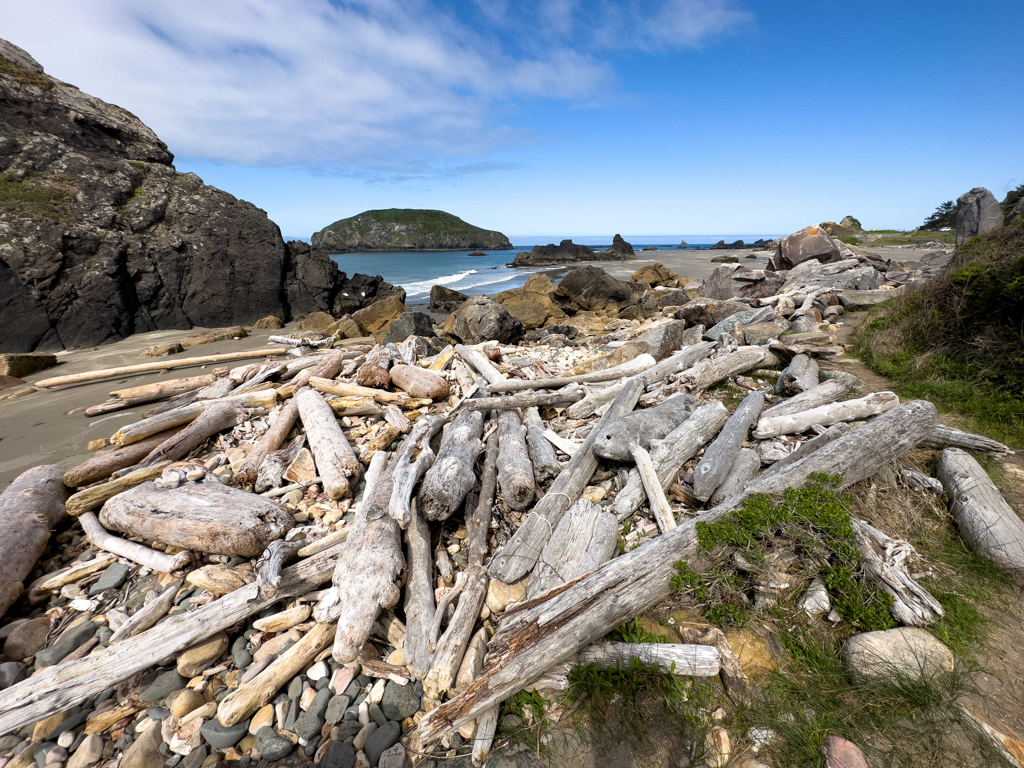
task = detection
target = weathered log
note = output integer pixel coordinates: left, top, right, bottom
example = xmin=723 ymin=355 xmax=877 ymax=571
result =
xmin=111 ymin=390 xmax=275 ymax=447
xmin=195 ymin=377 xmax=236 ymax=400
xmin=462 ymin=387 xmax=583 ymax=412
xmin=36 ymin=348 xmax=288 ymax=389
xmin=613 ymin=402 xmax=729 ymax=520
xmin=760 ymin=424 xmax=849 ymax=479
xmin=296 ymin=388 xmax=363 ymax=499
xmin=268 ymin=334 xmax=334 ymax=347
xmin=234 ymin=399 xmax=300 ymax=489
xmin=424 ymin=566 xmax=488 ymax=700
xmin=577 ymin=642 xmax=721 ymax=677
xmin=527 ymin=499 xmax=618 ymax=600
xmin=467 ymin=430 xmax=499 ymax=568
xmin=632 ymin=445 xmax=676 ymax=533
xmin=472 ymin=705 xmax=499 ymax=766
xmin=753 ymin=391 xmax=899 ymax=439
xmin=922 ymin=425 xmax=1014 ymax=456
xmin=65 ymin=462 xmax=170 ymax=517
xmin=543 ymin=430 xmax=581 ymax=457
xmin=522 ymin=407 xmax=560 ymax=484
xmin=404 ymin=502 xmax=436 ymax=681
xmin=254 ymin=539 xmax=306 ymax=599
xmin=497 ymin=411 xmax=536 ymax=511
xmin=85 ymin=374 xmax=220 ymax=416
xmin=418 ymin=409 xmax=486 ymax=521
xmin=108 ymin=585 xmax=178 ymax=644
xmin=137 ymin=400 xmax=247 ymax=469
xmin=455 ymin=628 xmax=488 ymax=694
xmin=455 ymin=344 xmax=506 ymax=386
xmin=675 ymin=625 xmax=748 ymax=697
xmin=485 ymin=353 xmax=657 ymax=393
xmin=708 ymin=448 xmax=760 ymax=507
xmin=310 ymin=376 xmax=409 ymax=403
xmin=383 ymin=405 xmax=412 ymax=433
xmin=0 ymin=466 xmax=70 ymax=620
xmin=63 ymin=427 xmax=184 ymax=487
xmin=937 ymin=448 xmax=1024 ymax=575
xmin=387 ymin=417 xmax=445 ymax=528
xmin=359 ymin=424 xmax=404 ymax=463
xmin=760 ymin=379 xmax=850 ymax=420
xmin=488 ymin=378 xmax=644 ymax=583
xmin=79 ymin=511 xmax=190 ymax=573
xmin=417 ymin=400 xmax=939 ymax=741
xmin=255 ymin=435 xmax=305 ymax=493
xmin=390 ymin=364 xmax=450 ymax=400
xmin=677 ymin=346 xmax=779 ymax=394
xmin=427 ymin=344 xmax=456 ymax=371
xmin=98 ymin=473 xmax=294 ymax=558
xmin=776 ymin=353 xmax=819 ymax=395
xmin=593 ymin=393 xmax=695 ymax=462
xmin=692 ymin=391 xmax=764 ymax=502
xmin=900 ymin=468 xmax=943 ymax=495
xmin=0 ymin=541 xmax=346 ymax=735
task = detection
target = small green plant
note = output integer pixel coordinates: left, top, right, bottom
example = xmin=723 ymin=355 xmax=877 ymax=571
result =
xmin=606 ymin=616 xmax=664 ymax=644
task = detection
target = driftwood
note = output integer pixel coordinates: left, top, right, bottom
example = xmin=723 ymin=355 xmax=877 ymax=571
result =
xmin=390 ymin=364 xmax=450 ymax=400
xmin=776 ymin=353 xmax=819 ymax=395
xmin=255 ymin=539 xmax=307 ymax=599
xmin=111 ymin=390 xmax=275 ymax=446
xmin=593 ymin=394 xmax=695 ymax=462
xmin=708 ymin=448 xmax=760 ymax=507
xmin=35 ymin=348 xmax=288 ymax=388
xmin=577 ymin=642 xmax=721 ymax=677
xmin=0 ymin=541 xmax=347 ymax=735
xmin=405 ymin=502 xmax=436 ymax=680
xmin=195 ymin=377 xmax=236 ymax=400
xmin=613 ymin=402 xmax=729 ymax=520
xmin=79 ymin=511 xmax=190 ymax=573
xmin=543 ymin=430 xmax=581 ymax=457
xmin=455 ymin=344 xmax=506 ymax=386
xmin=937 ymin=448 xmax=1024 ymax=575
xmin=296 ymin=388 xmax=362 ymax=499
xmin=760 ymin=379 xmax=850 ymax=420
xmin=418 ymin=400 xmax=939 ymax=741
xmin=234 ymin=399 xmax=300 ymax=489
xmin=488 ymin=378 xmax=644 ymax=583
xmin=522 ymin=407 xmax=561 ymax=484
xmin=0 ymin=466 xmax=70 ymax=620
xmin=468 ymin=430 xmax=499 ymax=568
xmin=137 ymin=400 xmax=247 ymax=469
xmin=922 ymin=425 xmax=1014 ymax=456
xmin=63 ymin=427 xmax=184 ymax=487
xmin=383 ymin=405 xmax=412 ymax=433
xmin=692 ymin=391 xmax=764 ymax=502
xmin=753 ymin=391 xmax=899 ymax=439
xmin=675 ymin=625 xmax=748 ymax=697
xmin=65 ymin=462 xmax=170 ymax=517
xmin=108 ymin=585 xmax=178 ymax=644
xmin=484 ymin=353 xmax=656 ymax=393
xmin=98 ymin=473 xmax=294 ymax=558
xmin=424 ymin=566 xmax=488 ymax=700
xmin=419 ymin=409 xmax=485 ymax=521
xmin=497 ymin=411 xmax=536 ymax=510
xmin=760 ymin=424 xmax=850 ymax=479
xmin=677 ymin=346 xmax=780 ymax=394
xmin=473 ymin=706 xmax=499 ymax=766
xmin=462 ymin=387 xmax=583 ymax=412
xmin=85 ymin=374 xmax=219 ymax=416
xmin=631 ymin=445 xmax=676 ymax=533
xmin=255 ymin=435 xmax=305 ymax=493
xmin=387 ymin=417 xmax=445 ymax=528
xmin=310 ymin=376 xmax=409 ymax=403
xmin=527 ymin=499 xmax=618 ymax=600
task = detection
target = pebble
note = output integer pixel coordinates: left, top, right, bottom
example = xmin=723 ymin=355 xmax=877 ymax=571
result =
xmin=119 ymin=723 xmax=162 ymax=768
xmin=0 ymin=661 xmax=27 ymax=690
xmin=321 ymin=740 xmax=356 ymax=768
xmin=295 ymin=689 xmax=332 ymax=740
xmin=307 ymin=660 xmax=330 ymax=681
xmin=169 ymin=689 xmax=205 ymax=720
xmin=368 ymin=702 xmax=387 ymax=728
xmin=364 ymin=721 xmax=402 ymax=767
xmin=253 ymin=727 xmax=293 ymax=762
xmin=335 ymin=720 xmax=364 ymax=743
xmin=352 ymin=722 xmax=377 ymax=751
xmin=368 ymin=678 xmax=386 ymax=704
xmin=45 ymin=745 xmax=68 ymax=764
xmin=65 ymin=734 xmax=102 ymax=768
xmin=35 ymin=621 xmax=97 ymax=668
xmin=380 ymin=682 xmax=420 ymax=722
xmin=199 ymin=718 xmax=250 ymax=751
xmin=330 ymin=668 xmax=356 ymax=696
xmin=358 ymin=701 xmax=370 ymax=726
xmin=288 ymin=676 xmax=304 ymax=701
xmin=378 ymin=744 xmax=408 ymax=768
xmin=248 ymin=704 xmax=275 ymax=735
xmin=821 ymin=734 xmax=869 ymax=768
xmin=177 ymin=632 xmax=229 ymax=676
xmin=484 ymin=578 xmax=527 ymax=614
xmin=3 ymin=617 xmax=51 ymax=660
xmin=326 ymin=695 xmax=352 ymax=725
xmin=88 ymin=563 xmax=130 ymax=595
xmin=56 ymin=732 xmax=75 ymax=749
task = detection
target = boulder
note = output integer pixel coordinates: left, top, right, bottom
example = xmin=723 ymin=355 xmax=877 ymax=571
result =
xmin=710 ymin=255 xmax=739 ymax=263
xmin=443 ymin=295 xmax=524 ymax=344
xmin=652 ymin=288 xmax=690 ymax=309
xmin=732 ymin=270 xmax=787 ymax=300
xmin=772 ymin=225 xmax=842 ymax=271
xmin=429 ymin=285 xmax=468 ymax=313
xmin=179 ymin=327 xmax=249 ymax=347
xmin=638 ymin=320 xmax=691 ymax=360
xmin=177 ymin=632 xmax=229 ymax=676
xmin=555 ymin=266 xmax=654 ymax=318
xmin=295 ymin=311 xmax=335 ymax=330
xmin=0 ymin=352 xmax=58 ymax=377
xmin=0 ymin=374 xmax=23 ymax=391
xmin=956 ymin=187 xmax=1003 ymax=246
xmin=140 ymin=342 xmax=183 ymax=358
xmin=741 ymin=319 xmax=792 ymax=345
xmin=382 ymin=312 xmax=436 ymax=344
xmin=676 ymin=298 xmax=748 ymax=327
xmin=494 ymin=275 xmax=564 ymax=329
xmin=325 ymin=316 xmax=363 ymax=339
xmin=700 ymin=265 xmax=742 ymax=300
xmin=252 ymin=315 xmax=284 ymax=329
xmin=352 ymin=295 xmax=408 ymax=337
xmin=842 ymin=628 xmax=954 ymax=683
xmin=781 ymin=259 xmax=882 ymax=292
xmin=632 ymin=262 xmax=685 ymax=288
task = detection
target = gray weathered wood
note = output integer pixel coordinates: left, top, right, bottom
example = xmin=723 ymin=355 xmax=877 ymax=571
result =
xmin=488 ymin=378 xmax=644 ymax=584
xmin=390 ymin=364 xmax=450 ymax=400
xmin=255 ymin=435 xmax=305 ymax=494
xmin=467 ymin=430 xmax=499 ymax=568
xmin=677 ymin=346 xmax=779 ymax=394
xmin=497 ymin=411 xmax=536 ymax=510
xmin=234 ymin=399 xmax=300 ymax=489
xmin=484 ymin=353 xmax=656 ymax=393
xmin=708 ymin=448 xmax=760 ymax=507
xmin=79 ymin=511 xmax=190 ymax=573
xmin=760 ymin=379 xmax=850 ymax=420
xmin=418 ymin=409 xmax=485 ymax=521
xmin=424 ymin=566 xmax=488 ymax=700
xmin=776 ymin=353 xmax=819 ymax=395
xmin=108 ymin=584 xmax=178 ymax=644
xmin=137 ymin=399 xmax=247 ymax=469
xmin=63 ymin=427 xmax=184 ymax=488
xmin=593 ymin=394 xmax=695 ymax=462
xmin=527 ymin=499 xmax=618 ymax=600
xmin=387 ymin=417 xmax=445 ymax=528
xmin=522 ymin=407 xmax=560 ymax=484
xmin=404 ymin=502 xmax=435 ymax=680
xmin=923 ymin=425 xmax=1014 ymax=456
xmin=576 ymin=642 xmax=721 ymax=677
xmin=455 ymin=344 xmax=506 ymax=386
xmin=753 ymin=391 xmax=899 ymax=439
xmin=111 ymin=389 xmax=275 ymax=446
xmin=760 ymin=424 xmax=849 ymax=479
xmin=692 ymin=391 xmax=764 ymax=501
xmin=632 ymin=445 xmax=676 ymax=533
xmin=296 ymin=387 xmax=363 ymax=500
xmin=85 ymin=373 xmax=220 ymax=416
xmin=462 ymin=387 xmax=583 ymax=412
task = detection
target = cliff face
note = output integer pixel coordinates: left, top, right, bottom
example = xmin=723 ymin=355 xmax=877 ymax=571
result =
xmin=312 ymin=209 xmax=512 ymax=252
xmin=0 ymin=39 xmax=399 ymax=352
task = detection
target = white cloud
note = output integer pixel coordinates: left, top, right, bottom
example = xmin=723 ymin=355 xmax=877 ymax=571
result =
xmin=1 ymin=0 xmax=750 ymax=172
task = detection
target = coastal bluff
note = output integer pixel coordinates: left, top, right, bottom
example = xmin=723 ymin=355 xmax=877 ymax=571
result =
xmin=0 ymin=39 xmax=399 ymax=353
xmin=312 ymin=209 xmax=513 ymax=252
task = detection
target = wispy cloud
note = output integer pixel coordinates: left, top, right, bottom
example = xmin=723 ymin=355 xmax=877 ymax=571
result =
xmin=1 ymin=0 xmax=751 ymax=173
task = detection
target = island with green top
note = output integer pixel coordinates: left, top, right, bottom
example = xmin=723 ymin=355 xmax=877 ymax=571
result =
xmin=311 ymin=209 xmax=513 ymax=252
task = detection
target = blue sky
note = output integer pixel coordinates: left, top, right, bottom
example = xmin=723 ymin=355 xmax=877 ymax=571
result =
xmin=3 ymin=0 xmax=1021 ymax=240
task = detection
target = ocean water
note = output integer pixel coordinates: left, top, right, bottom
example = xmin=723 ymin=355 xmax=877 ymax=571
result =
xmin=329 ymin=237 xmax=779 ymax=304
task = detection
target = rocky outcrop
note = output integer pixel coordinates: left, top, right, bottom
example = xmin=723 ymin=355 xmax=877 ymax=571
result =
xmin=0 ymin=39 xmax=400 ymax=352
xmin=632 ymin=263 xmax=687 ymax=288
xmin=554 ymin=266 xmax=655 ymax=320
xmin=955 ymin=187 xmax=1002 ymax=246
xmin=312 ymin=209 xmax=512 ymax=252
xmin=443 ymin=295 xmax=524 ymax=344
xmin=599 ymin=234 xmax=635 ymax=259
xmin=770 ymin=225 xmax=842 ymax=271
xmin=512 ymin=237 xmax=637 ymax=267
xmin=494 ymin=273 xmax=564 ymax=329
xmin=429 ymin=285 xmax=469 ymax=313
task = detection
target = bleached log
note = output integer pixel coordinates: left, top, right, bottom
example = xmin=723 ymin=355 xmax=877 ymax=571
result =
xmin=424 ymin=566 xmax=488 ymax=700
xmin=485 ymin=353 xmax=657 ymax=393
xmin=467 ymin=430 xmax=499 ymax=568
xmin=922 ymin=425 xmax=1014 ymax=456
xmin=753 ymin=391 xmax=899 ymax=439
xmin=359 ymin=424 xmax=403 ymax=463
xmin=528 ymin=499 xmax=618 ymax=600
xmin=63 ymin=427 xmax=184 ymax=487
xmin=65 ymin=462 xmax=170 ymax=517
xmin=0 ymin=540 xmax=347 ymax=736
xmin=632 ymin=445 xmax=676 ymax=533
xmin=85 ymin=374 xmax=219 ymax=416
xmin=404 ymin=502 xmax=435 ymax=681
xmin=576 ymin=642 xmax=721 ymax=677
xmin=390 ymin=364 xmax=450 ymax=400
xmin=488 ymin=378 xmax=644 ymax=583
xmin=776 ymin=353 xmax=819 ymax=395
xmin=417 ymin=400 xmax=939 ymax=742
xmin=387 ymin=417 xmax=445 ymax=528
xmin=254 ymin=539 xmax=306 ymax=599
xmin=677 ymin=346 xmax=779 ymax=394
xmin=523 ymin=407 xmax=560 ymax=483
xmin=109 ymin=585 xmax=177 ymax=644
xmin=137 ymin=400 xmax=247 ymax=469
xmin=462 ymin=387 xmax=583 ymax=412
xmin=692 ymin=391 xmax=764 ymax=502
xmin=760 ymin=424 xmax=849 ymax=479
xmin=472 ymin=706 xmax=499 ymax=766
xmin=234 ymin=399 xmax=300 ymax=489
xmin=708 ymin=448 xmax=760 ymax=507
xmin=296 ymin=388 xmax=363 ymax=500
xmin=429 ymin=571 xmax=468 ymax=650
xmin=675 ymin=625 xmax=748 ymax=696
xmin=497 ymin=411 xmax=536 ymax=510
xmin=791 ymin=287 xmax=828 ymax=317
xmin=310 ymin=376 xmax=409 ymax=403
xmin=613 ymin=402 xmax=729 ymax=519
xmin=255 ymin=435 xmax=305 ymax=493
xmin=760 ymin=379 xmax=850 ymax=420
xmin=195 ymin=377 xmax=236 ymax=400
xmin=111 ymin=390 xmax=275 ymax=446
xmin=543 ymin=430 xmax=580 ymax=457
xmin=937 ymin=448 xmax=1024 ymax=575
xmin=0 ymin=466 xmax=70 ymax=620
xmin=455 ymin=344 xmax=506 ymax=386
xmin=419 ymin=409 xmax=486 ymax=521
xmin=455 ymin=628 xmax=488 ymax=693
xmin=79 ymin=511 xmax=190 ymax=573
xmin=383 ymin=405 xmax=412 ymax=433
xmin=900 ymin=468 xmax=943 ymax=494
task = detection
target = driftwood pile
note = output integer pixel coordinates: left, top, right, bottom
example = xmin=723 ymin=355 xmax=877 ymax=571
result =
xmin=0 ymin=271 xmax=1019 ymax=768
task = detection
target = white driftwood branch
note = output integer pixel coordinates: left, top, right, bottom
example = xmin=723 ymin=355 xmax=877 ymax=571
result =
xmin=753 ymin=391 xmax=899 ymax=439
xmin=79 ymin=512 xmax=190 ymax=573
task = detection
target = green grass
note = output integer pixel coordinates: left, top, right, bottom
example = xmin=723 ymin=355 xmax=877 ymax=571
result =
xmin=0 ymin=56 xmax=53 ymax=90
xmin=0 ymin=174 xmax=70 ymax=221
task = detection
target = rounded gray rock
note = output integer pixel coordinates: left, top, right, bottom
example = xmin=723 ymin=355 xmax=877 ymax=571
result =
xmin=380 ymin=682 xmax=420 ymax=722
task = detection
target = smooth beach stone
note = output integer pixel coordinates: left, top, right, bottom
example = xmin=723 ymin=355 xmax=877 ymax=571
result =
xmin=177 ymin=632 xmax=228 ymax=677
xmin=65 ymin=734 xmax=102 ymax=768
xmin=0 ymin=661 xmax=27 ymax=689
xmin=592 ymin=394 xmax=697 ymax=462
xmin=379 ymin=683 xmax=420 ymax=722
xmin=140 ymin=670 xmax=186 ymax=703
xmin=199 ymin=718 xmax=250 ymax=751
xmin=378 ymin=744 xmax=409 ymax=768
xmin=35 ymin=622 xmax=97 ymax=668
xmin=248 ymin=704 xmax=275 ymax=735
xmin=368 ymin=702 xmax=387 ymax=728
xmin=294 ymin=689 xmax=332 ymax=740
xmin=3 ymin=617 xmax=51 ymax=660
xmin=287 ymin=675 xmax=304 ymax=701
xmin=364 ymin=721 xmax=402 ymax=767
xmin=88 ymin=563 xmax=130 ymax=596
xmin=842 ymin=627 xmax=954 ymax=683
xmin=335 ymin=721 xmax=364 ymax=742
xmin=254 ymin=727 xmax=293 ymax=762
xmin=169 ymin=689 xmax=205 ymax=720
xmin=320 ymin=739 xmax=356 ymax=768
xmin=325 ymin=695 xmax=351 ymax=725
xmin=352 ymin=722 xmax=377 ymax=751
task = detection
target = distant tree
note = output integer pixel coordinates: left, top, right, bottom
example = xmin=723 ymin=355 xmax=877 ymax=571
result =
xmin=1001 ymin=183 xmax=1024 ymax=217
xmin=921 ymin=200 xmax=956 ymax=231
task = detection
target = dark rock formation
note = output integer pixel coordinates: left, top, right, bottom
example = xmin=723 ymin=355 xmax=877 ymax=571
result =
xmin=769 ymin=225 xmax=842 ymax=271
xmin=429 ymin=285 xmax=469 ymax=313
xmin=600 ymin=234 xmax=636 ymax=259
xmin=554 ymin=266 xmax=655 ymax=320
xmin=0 ymin=39 xmax=400 ymax=352
xmin=383 ymin=312 xmax=436 ymax=344
xmin=955 ymin=187 xmax=1003 ymax=246
xmin=711 ymin=239 xmax=744 ymax=250
xmin=312 ymin=209 xmax=512 ymax=252
xmin=512 ymin=239 xmax=596 ymax=267
xmin=443 ymin=295 xmax=524 ymax=344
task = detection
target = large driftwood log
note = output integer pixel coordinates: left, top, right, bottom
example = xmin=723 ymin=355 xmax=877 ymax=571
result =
xmin=522 ymin=407 xmax=561 ymax=484
xmin=418 ymin=409 xmax=485 ymax=521
xmin=753 ymin=391 xmax=899 ymax=439
xmin=937 ymin=448 xmax=1024 ymax=575
xmin=462 ymin=387 xmax=583 ymax=412
xmin=424 ymin=566 xmax=488 ymax=700
xmin=98 ymin=474 xmax=294 ymax=557
xmin=65 ymin=463 xmax=170 ymax=517
xmin=137 ymin=400 xmax=247 ymax=469
xmin=255 ymin=435 xmax=305 ymax=493
xmin=390 ymin=364 xmax=450 ymax=400
xmin=485 ymin=353 xmax=656 ymax=393
xmin=631 ymin=445 xmax=676 ymax=533
xmin=387 ymin=417 xmax=446 ymax=528
xmin=527 ymin=499 xmax=618 ymax=600
xmin=111 ymin=390 xmax=275 ymax=446
xmin=776 ymin=353 xmax=819 ymax=395
xmin=63 ymin=427 xmax=184 ymax=487
xmin=760 ymin=379 xmax=850 ymax=420
xmin=195 ymin=377 xmax=236 ymax=400
xmin=418 ymin=400 xmax=939 ymax=741
xmin=677 ymin=346 xmax=779 ymax=394
xmin=613 ymin=402 xmax=729 ymax=520
xmin=310 ymin=376 xmax=410 ymax=403
xmin=79 ymin=511 xmax=190 ymax=573
xmin=497 ymin=411 xmax=536 ymax=510
xmin=577 ymin=642 xmax=721 ymax=677
xmin=0 ymin=466 xmax=70 ymax=620
xmin=593 ymin=394 xmax=695 ymax=462
xmin=296 ymin=388 xmax=363 ymax=499
xmin=234 ymin=400 xmax=300 ymax=489
xmin=488 ymin=378 xmax=644 ymax=583
xmin=0 ymin=541 xmax=347 ymax=736
xmin=692 ymin=391 xmax=764 ymax=502
xmin=85 ymin=374 xmax=220 ymax=416
xmin=404 ymin=502 xmax=435 ymax=680
xmin=468 ymin=430 xmax=499 ymax=567
xmin=922 ymin=425 xmax=1014 ymax=456
xmin=708 ymin=448 xmax=760 ymax=507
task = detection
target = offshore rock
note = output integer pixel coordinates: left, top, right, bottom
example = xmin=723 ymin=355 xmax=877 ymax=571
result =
xmin=312 ymin=209 xmax=512 ymax=252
